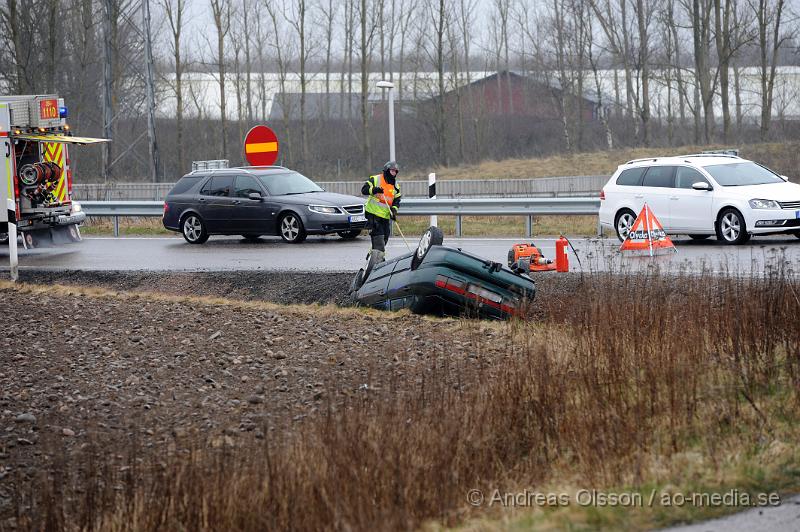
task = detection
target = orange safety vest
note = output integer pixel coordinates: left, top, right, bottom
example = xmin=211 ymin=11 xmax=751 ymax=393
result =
xmin=365 ymin=173 xmax=399 ymax=218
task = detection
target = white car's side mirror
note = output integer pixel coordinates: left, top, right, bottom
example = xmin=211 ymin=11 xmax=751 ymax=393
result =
xmin=780 ymin=175 xmax=790 ymax=182
xmin=692 ymin=182 xmax=712 ymax=191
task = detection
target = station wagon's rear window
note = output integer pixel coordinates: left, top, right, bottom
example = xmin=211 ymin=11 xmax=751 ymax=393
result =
xmin=616 ymin=167 xmax=646 ymax=186
xmin=169 ymin=176 xmax=202 ymax=195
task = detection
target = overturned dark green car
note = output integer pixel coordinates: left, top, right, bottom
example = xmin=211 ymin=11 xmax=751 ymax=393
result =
xmin=350 ymin=227 xmax=536 ymax=320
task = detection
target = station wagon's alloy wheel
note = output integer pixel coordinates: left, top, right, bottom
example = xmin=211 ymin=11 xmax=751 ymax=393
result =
xmin=182 ymin=214 xmax=208 ymax=244
xmin=614 ymin=209 xmax=636 ymax=242
xmin=279 ymin=213 xmax=307 ymax=243
xmin=716 ymin=208 xmax=750 ymax=245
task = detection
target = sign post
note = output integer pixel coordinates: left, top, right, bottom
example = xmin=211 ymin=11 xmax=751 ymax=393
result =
xmin=244 ymin=125 xmax=280 ymax=166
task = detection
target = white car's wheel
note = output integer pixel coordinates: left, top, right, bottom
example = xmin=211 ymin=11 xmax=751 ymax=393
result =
xmin=716 ymin=209 xmax=750 ymax=245
xmin=614 ymin=209 xmax=636 ymax=242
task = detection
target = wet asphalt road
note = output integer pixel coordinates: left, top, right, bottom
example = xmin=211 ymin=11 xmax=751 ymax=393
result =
xmin=1 ymin=233 xmax=799 ymax=275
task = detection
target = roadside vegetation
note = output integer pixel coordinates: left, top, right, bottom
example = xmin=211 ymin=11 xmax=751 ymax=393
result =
xmin=425 ymin=141 xmax=800 ymax=181
xmin=80 ymin=215 xmax=600 ymax=239
xmin=6 ymin=262 xmax=800 ymax=531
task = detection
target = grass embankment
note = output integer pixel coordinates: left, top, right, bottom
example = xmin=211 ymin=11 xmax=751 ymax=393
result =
xmin=10 ymin=265 xmax=800 ymax=531
xmin=80 ymin=215 xmax=599 ymax=238
xmin=424 ymin=140 xmax=800 ymax=180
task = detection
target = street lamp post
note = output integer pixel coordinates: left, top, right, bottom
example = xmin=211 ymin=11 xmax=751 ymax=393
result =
xmin=377 ymin=80 xmax=395 ymax=161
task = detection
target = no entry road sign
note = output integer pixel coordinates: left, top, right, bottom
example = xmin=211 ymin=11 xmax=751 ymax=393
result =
xmin=244 ymin=125 xmax=279 ymax=166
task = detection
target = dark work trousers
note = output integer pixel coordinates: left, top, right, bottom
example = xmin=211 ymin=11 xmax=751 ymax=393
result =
xmin=366 ymin=212 xmax=391 ymax=251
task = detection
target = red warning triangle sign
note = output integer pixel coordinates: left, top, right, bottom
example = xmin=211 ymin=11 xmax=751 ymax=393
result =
xmin=620 ymin=203 xmax=676 ymax=255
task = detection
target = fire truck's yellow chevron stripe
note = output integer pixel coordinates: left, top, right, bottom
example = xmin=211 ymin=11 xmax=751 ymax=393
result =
xmin=43 ymin=142 xmax=67 ymax=203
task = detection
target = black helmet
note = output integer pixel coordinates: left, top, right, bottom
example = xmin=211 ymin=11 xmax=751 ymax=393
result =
xmin=383 ymin=160 xmax=400 ymax=172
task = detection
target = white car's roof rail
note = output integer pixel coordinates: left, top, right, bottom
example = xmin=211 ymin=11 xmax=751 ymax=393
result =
xmin=624 ymin=157 xmax=659 ymax=165
xmin=679 ymin=153 xmax=741 ymax=159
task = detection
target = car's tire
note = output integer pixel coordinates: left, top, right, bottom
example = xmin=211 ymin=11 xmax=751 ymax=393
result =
xmin=614 ymin=209 xmax=637 ymax=242
xmin=0 ymin=233 xmax=8 ymax=244
xmin=279 ymin=212 xmax=307 ymax=243
xmin=337 ymin=230 xmax=361 ymax=239
xmin=411 ymin=226 xmax=444 ymax=270
xmin=793 ymin=231 xmax=800 ymax=239
xmin=688 ymin=234 xmax=711 ymax=241
xmin=716 ymin=208 xmax=750 ymax=245
xmin=181 ymin=213 xmax=209 ymax=244
xmin=349 ymin=268 xmax=365 ymax=293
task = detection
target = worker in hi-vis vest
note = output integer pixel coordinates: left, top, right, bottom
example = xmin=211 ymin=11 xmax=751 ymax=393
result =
xmin=361 ymin=160 xmax=402 ymax=262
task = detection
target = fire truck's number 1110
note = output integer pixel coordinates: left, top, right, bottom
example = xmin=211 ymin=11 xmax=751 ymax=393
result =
xmin=39 ymin=100 xmax=58 ymax=120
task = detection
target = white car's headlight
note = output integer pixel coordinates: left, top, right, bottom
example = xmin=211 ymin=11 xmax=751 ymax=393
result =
xmin=308 ymin=205 xmax=341 ymax=214
xmin=748 ymin=198 xmax=780 ymax=209
xmin=71 ymin=201 xmax=82 ymax=213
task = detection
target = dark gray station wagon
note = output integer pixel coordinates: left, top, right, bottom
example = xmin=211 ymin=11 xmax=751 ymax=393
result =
xmin=162 ymin=166 xmax=367 ymax=243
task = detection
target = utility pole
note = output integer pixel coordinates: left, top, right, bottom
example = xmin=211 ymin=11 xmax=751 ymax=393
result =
xmin=143 ymin=0 xmax=160 ymax=182
xmin=101 ymin=0 xmax=114 ymax=183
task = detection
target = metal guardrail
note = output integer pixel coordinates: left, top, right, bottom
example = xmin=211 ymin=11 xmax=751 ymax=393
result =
xmin=73 ymin=175 xmax=610 ymax=201
xmin=80 ymin=198 xmax=602 ymax=237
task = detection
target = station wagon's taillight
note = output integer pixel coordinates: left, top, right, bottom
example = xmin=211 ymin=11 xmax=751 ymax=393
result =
xmin=600 ymin=189 xmax=606 ymax=200
xmin=163 ymin=202 xmax=169 ymax=216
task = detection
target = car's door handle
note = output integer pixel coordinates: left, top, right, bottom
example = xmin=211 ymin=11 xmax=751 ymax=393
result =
xmin=634 ymin=194 xmax=644 ymax=198
xmin=670 ymin=196 xmax=679 ymax=200
xmin=232 ymin=200 xmax=241 ymax=205
xmin=199 ymin=197 xmax=206 ymax=202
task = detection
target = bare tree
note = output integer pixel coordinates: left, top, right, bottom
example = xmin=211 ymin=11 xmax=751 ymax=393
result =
xmin=265 ymin=0 xmax=294 ymax=164
xmin=161 ymin=0 xmax=187 ymax=172
xmin=286 ymin=0 xmax=312 ymax=167
xmin=752 ymin=0 xmax=790 ymax=140
xmin=358 ymin=0 xmax=377 ymax=171
xmin=210 ymin=0 xmax=232 ymax=159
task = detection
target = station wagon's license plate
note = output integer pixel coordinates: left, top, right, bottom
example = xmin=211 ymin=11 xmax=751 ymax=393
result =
xmin=350 ymin=214 xmax=367 ymax=223
xmin=796 ymin=210 xmax=800 ymax=219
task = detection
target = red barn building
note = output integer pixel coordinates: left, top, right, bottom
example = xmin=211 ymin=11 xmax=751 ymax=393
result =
xmin=432 ymin=71 xmax=603 ymax=122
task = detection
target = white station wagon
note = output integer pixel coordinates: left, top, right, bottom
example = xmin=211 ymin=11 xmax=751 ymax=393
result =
xmin=599 ymin=154 xmax=800 ymax=245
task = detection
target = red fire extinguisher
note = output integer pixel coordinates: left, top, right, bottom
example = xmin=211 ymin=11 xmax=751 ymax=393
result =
xmin=555 ymin=236 xmax=569 ymax=272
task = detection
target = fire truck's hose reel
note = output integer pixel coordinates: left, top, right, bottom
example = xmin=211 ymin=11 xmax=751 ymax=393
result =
xmin=21 ymin=162 xmax=62 ymax=206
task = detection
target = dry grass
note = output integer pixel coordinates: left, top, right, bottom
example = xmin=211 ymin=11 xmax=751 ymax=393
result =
xmin=422 ymin=141 xmax=800 ymax=180
xmin=398 ymin=215 xmax=598 ymax=238
xmin=80 ymin=216 xmax=173 ymax=236
xmin=7 ymin=265 xmax=800 ymax=531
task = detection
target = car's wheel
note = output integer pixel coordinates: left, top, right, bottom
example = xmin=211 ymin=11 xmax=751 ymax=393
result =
xmin=716 ymin=208 xmax=750 ymax=245
xmin=688 ymin=234 xmax=710 ymax=241
xmin=0 ymin=233 xmax=8 ymax=244
xmin=793 ymin=231 xmax=800 ymax=239
xmin=182 ymin=214 xmax=209 ymax=244
xmin=279 ymin=212 xmax=307 ymax=243
xmin=349 ymin=268 xmax=365 ymax=293
xmin=337 ymin=230 xmax=361 ymax=239
xmin=614 ymin=209 xmax=637 ymax=242
xmin=411 ymin=226 xmax=444 ymax=270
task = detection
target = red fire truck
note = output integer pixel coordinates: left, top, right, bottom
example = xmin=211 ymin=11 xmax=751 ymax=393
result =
xmin=0 ymin=94 xmax=107 ymax=247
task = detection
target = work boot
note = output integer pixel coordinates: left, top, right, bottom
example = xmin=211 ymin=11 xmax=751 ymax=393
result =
xmin=368 ymin=248 xmax=385 ymax=264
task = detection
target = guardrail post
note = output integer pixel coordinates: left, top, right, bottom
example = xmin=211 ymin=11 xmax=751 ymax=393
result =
xmin=526 ymin=216 xmax=533 ymax=237
xmin=428 ymin=173 xmax=437 ymax=227
xmin=597 ymin=217 xmax=603 ymax=237
xmin=113 ymin=216 xmax=119 ymax=237
xmin=455 ymin=215 xmax=462 ymax=237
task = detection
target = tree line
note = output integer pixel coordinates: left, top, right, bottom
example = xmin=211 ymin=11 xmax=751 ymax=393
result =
xmin=0 ymin=0 xmax=797 ymax=182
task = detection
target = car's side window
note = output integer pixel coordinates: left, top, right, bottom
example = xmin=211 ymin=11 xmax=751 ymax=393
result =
xmin=642 ymin=166 xmax=676 ymax=188
xmin=200 ymin=175 xmax=234 ymax=197
xmin=616 ymin=167 xmax=646 ymax=186
xmin=234 ymin=175 xmax=263 ymax=198
xmin=675 ymin=167 xmax=709 ymax=189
